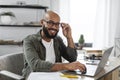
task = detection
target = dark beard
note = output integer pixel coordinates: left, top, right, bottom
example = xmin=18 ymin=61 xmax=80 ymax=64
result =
xmin=43 ymin=26 xmax=58 ymax=38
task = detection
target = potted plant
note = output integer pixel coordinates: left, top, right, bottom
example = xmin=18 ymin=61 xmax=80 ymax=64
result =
xmin=0 ymin=12 xmax=15 ymax=17
xmin=78 ymin=34 xmax=85 ymax=50
xmin=0 ymin=12 xmax=16 ymax=24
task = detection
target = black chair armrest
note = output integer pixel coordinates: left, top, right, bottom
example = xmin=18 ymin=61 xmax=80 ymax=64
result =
xmin=0 ymin=70 xmax=25 ymax=80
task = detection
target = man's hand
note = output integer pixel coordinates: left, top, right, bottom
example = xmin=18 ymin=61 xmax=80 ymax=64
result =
xmin=64 ymin=61 xmax=86 ymax=72
xmin=61 ymin=23 xmax=72 ymax=39
xmin=51 ymin=61 xmax=86 ymax=73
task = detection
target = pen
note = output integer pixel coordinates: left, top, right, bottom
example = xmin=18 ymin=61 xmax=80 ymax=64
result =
xmin=60 ymin=74 xmax=79 ymax=78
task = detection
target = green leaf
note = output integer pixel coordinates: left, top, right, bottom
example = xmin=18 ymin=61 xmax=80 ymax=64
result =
xmin=0 ymin=12 xmax=15 ymax=17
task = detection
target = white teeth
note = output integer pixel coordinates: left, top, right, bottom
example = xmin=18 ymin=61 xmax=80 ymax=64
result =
xmin=51 ymin=30 xmax=55 ymax=33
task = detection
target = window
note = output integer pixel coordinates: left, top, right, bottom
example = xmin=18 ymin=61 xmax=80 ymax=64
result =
xmin=69 ymin=0 xmax=97 ymax=44
xmin=57 ymin=0 xmax=114 ymax=48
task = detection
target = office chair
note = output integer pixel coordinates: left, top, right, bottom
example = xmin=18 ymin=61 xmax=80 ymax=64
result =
xmin=0 ymin=52 xmax=25 ymax=80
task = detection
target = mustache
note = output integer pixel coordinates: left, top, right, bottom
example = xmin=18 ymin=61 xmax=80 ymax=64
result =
xmin=48 ymin=28 xmax=58 ymax=32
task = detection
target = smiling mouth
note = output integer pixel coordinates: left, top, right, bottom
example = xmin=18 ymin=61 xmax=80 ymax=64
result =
xmin=48 ymin=28 xmax=58 ymax=33
xmin=50 ymin=30 xmax=56 ymax=33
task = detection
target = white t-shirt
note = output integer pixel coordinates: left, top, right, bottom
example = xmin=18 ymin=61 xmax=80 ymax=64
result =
xmin=42 ymin=39 xmax=55 ymax=63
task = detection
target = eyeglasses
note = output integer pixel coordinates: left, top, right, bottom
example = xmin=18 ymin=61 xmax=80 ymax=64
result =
xmin=44 ymin=20 xmax=60 ymax=27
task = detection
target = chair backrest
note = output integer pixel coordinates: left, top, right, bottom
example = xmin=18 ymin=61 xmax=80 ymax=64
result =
xmin=0 ymin=52 xmax=24 ymax=80
xmin=114 ymin=38 xmax=120 ymax=58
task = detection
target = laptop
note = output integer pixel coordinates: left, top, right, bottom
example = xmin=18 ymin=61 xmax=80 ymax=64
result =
xmin=63 ymin=47 xmax=113 ymax=77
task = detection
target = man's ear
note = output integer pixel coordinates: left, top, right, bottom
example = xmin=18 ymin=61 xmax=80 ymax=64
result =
xmin=40 ymin=19 xmax=44 ymax=25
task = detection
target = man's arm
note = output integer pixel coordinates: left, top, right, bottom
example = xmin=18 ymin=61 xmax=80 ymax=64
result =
xmin=67 ymin=36 xmax=75 ymax=48
xmin=61 ymin=23 xmax=75 ymax=48
xmin=59 ymin=23 xmax=77 ymax=62
xmin=51 ymin=61 xmax=86 ymax=72
xmin=57 ymin=36 xmax=77 ymax=62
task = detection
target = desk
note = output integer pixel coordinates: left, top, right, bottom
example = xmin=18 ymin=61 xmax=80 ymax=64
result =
xmin=27 ymin=57 xmax=120 ymax=80
xmin=85 ymin=57 xmax=120 ymax=80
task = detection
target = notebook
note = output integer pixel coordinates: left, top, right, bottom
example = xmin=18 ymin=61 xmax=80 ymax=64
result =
xmin=63 ymin=47 xmax=113 ymax=77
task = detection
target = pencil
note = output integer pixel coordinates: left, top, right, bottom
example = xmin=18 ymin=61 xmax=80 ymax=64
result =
xmin=60 ymin=74 xmax=79 ymax=78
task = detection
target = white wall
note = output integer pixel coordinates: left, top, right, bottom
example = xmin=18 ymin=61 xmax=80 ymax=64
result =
xmin=0 ymin=0 xmax=38 ymax=5
xmin=0 ymin=0 xmax=51 ymax=41
xmin=53 ymin=0 xmax=120 ymax=49
xmin=0 ymin=0 xmax=51 ymax=55
xmin=50 ymin=0 xmax=60 ymax=13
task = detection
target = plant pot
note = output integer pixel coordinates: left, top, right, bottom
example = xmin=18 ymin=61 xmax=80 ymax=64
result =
xmin=0 ymin=15 xmax=17 ymax=25
xmin=0 ymin=15 xmax=12 ymax=24
xmin=78 ymin=43 xmax=84 ymax=50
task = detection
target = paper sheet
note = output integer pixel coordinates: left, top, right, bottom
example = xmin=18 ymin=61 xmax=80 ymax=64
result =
xmin=27 ymin=72 xmax=69 ymax=80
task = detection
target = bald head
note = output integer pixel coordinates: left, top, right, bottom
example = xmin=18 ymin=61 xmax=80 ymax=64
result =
xmin=44 ymin=11 xmax=60 ymax=22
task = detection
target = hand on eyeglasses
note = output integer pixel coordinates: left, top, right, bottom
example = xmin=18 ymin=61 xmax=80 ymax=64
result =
xmin=60 ymin=23 xmax=72 ymax=39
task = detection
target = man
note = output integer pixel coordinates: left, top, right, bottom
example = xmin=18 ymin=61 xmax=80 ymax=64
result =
xmin=22 ymin=11 xmax=86 ymax=78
